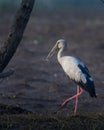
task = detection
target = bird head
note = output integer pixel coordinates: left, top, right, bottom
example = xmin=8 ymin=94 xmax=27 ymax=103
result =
xmin=46 ymin=39 xmax=67 ymax=60
xmin=56 ymin=39 xmax=67 ymax=50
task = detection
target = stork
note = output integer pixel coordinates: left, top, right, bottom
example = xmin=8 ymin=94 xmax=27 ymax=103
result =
xmin=46 ymin=39 xmax=96 ymax=114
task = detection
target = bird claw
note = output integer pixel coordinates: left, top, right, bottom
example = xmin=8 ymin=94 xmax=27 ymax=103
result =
xmin=45 ymin=57 xmax=49 ymax=61
xmin=54 ymin=104 xmax=67 ymax=114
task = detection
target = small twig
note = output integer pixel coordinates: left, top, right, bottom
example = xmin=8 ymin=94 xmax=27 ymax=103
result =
xmin=0 ymin=69 xmax=14 ymax=78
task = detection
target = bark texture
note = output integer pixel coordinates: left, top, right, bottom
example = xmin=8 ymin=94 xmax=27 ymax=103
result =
xmin=0 ymin=0 xmax=35 ymax=72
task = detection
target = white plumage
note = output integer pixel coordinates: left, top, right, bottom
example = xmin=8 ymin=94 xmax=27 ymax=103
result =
xmin=59 ymin=56 xmax=85 ymax=82
xmin=47 ymin=39 xmax=96 ymax=114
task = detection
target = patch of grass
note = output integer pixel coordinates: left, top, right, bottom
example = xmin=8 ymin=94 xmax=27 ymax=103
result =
xmin=0 ymin=113 xmax=104 ymax=130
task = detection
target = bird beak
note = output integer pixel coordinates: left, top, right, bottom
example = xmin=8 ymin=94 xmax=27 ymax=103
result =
xmin=46 ymin=43 xmax=58 ymax=60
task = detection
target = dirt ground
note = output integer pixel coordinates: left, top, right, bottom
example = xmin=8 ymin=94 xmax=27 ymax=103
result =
xmin=0 ymin=11 xmax=104 ymax=116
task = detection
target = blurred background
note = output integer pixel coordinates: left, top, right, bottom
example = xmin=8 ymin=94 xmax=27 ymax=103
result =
xmin=0 ymin=0 xmax=104 ymax=115
xmin=0 ymin=0 xmax=104 ymax=12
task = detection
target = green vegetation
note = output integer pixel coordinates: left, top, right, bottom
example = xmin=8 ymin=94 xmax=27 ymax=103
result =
xmin=0 ymin=113 xmax=104 ymax=130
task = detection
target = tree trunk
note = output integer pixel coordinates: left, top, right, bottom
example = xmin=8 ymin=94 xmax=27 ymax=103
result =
xmin=0 ymin=0 xmax=35 ymax=72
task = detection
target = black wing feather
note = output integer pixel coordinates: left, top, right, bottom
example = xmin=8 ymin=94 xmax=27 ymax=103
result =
xmin=78 ymin=64 xmax=96 ymax=97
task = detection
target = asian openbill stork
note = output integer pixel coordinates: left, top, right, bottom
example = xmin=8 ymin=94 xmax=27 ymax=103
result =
xmin=46 ymin=39 xmax=96 ymax=114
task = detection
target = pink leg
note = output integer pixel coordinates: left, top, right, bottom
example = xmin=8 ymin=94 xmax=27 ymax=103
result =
xmin=74 ymin=86 xmax=80 ymax=114
xmin=74 ymin=86 xmax=83 ymax=114
xmin=55 ymin=86 xmax=84 ymax=114
xmin=62 ymin=86 xmax=83 ymax=107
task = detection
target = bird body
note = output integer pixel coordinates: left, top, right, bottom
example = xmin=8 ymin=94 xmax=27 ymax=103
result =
xmin=47 ymin=39 xmax=96 ymax=114
xmin=58 ymin=56 xmax=84 ymax=82
xmin=58 ymin=55 xmax=96 ymax=97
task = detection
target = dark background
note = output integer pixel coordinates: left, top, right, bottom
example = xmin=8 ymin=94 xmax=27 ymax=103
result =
xmin=0 ymin=0 xmax=103 ymax=115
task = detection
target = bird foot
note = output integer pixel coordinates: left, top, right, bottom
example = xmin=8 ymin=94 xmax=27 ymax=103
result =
xmin=54 ymin=103 xmax=67 ymax=114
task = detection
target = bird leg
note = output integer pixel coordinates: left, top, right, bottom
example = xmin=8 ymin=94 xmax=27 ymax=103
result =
xmin=74 ymin=86 xmax=83 ymax=114
xmin=61 ymin=86 xmax=83 ymax=107
xmin=74 ymin=86 xmax=80 ymax=114
xmin=55 ymin=86 xmax=84 ymax=114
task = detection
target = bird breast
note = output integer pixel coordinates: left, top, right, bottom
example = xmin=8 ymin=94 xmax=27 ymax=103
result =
xmin=60 ymin=56 xmax=86 ymax=83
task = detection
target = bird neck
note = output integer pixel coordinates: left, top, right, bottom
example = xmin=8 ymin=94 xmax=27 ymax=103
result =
xmin=57 ymin=48 xmax=64 ymax=64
